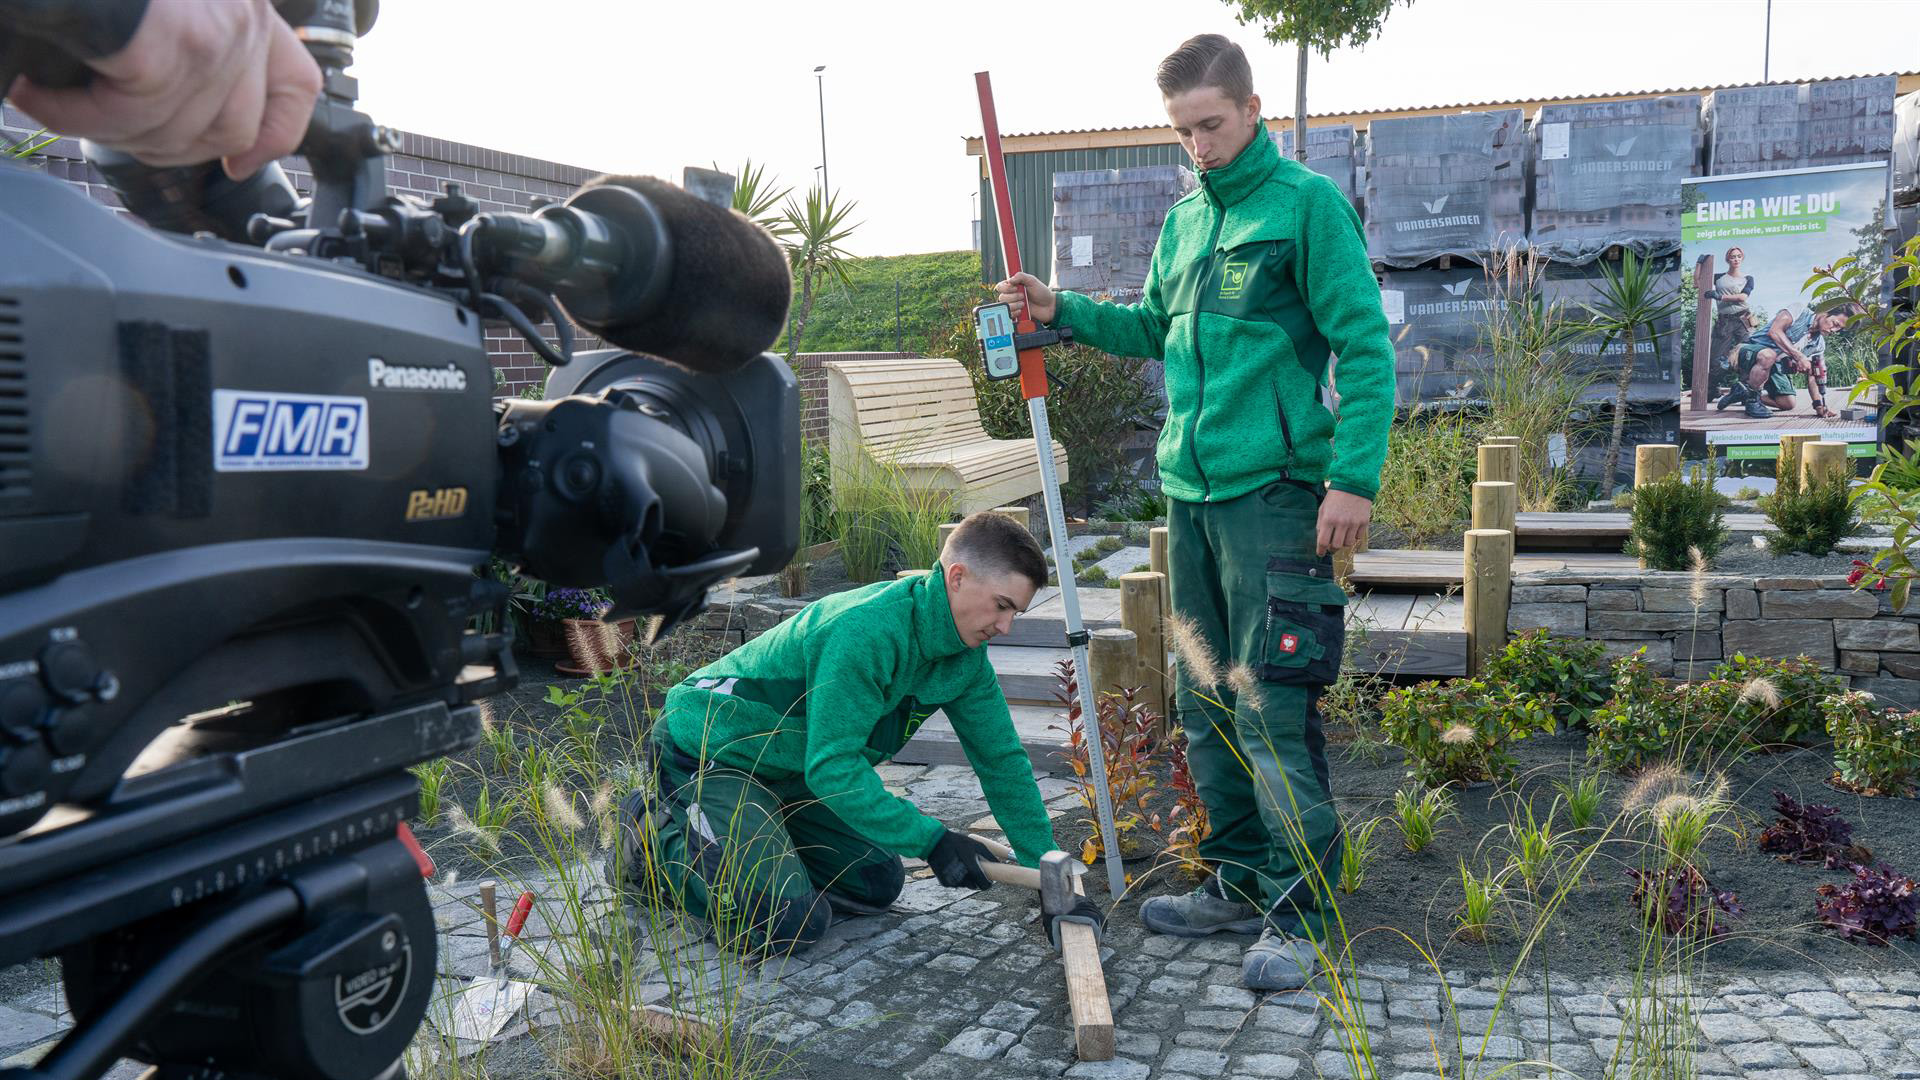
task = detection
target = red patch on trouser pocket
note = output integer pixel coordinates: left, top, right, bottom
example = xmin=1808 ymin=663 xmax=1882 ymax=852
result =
xmin=1279 ymin=633 xmax=1298 ymax=654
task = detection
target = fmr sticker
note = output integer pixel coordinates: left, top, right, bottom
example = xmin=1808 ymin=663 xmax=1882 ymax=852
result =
xmin=214 ymin=390 xmax=368 ymax=472
xmin=405 ymin=487 xmax=469 ymax=522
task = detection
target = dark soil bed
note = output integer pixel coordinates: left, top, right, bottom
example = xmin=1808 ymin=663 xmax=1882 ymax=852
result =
xmin=1054 ymin=726 xmax=1919 ymax=981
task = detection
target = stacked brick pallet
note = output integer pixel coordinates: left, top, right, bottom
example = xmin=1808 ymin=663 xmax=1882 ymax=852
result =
xmin=1707 ymin=76 xmax=1899 ymax=175
xmin=1274 ymin=124 xmax=1360 ymax=206
xmin=1362 ymin=108 xmax=1528 ymax=270
xmin=1529 ymin=94 xmax=1704 ymax=264
xmin=1049 ymin=165 xmax=1196 ymax=305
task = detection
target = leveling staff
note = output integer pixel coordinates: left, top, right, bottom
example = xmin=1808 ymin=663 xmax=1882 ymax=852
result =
xmin=610 ymin=513 xmax=1073 ymax=953
xmin=997 ymin=34 xmax=1394 ymax=990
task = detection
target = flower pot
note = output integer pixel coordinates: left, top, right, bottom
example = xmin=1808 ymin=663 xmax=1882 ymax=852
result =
xmin=554 ymin=617 xmax=639 ymax=677
xmin=525 ymin=618 xmax=569 ymax=660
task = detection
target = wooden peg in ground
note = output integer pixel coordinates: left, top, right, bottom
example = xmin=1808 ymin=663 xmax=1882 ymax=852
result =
xmin=969 ymin=833 xmax=1115 ymax=1061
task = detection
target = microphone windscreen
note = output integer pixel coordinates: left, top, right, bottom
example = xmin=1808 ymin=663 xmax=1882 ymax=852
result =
xmin=568 ymin=174 xmax=791 ymax=374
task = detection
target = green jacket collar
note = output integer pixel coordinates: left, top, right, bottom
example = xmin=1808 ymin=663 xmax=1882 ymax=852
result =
xmin=911 ymin=563 xmax=970 ymax=659
xmin=1199 ymin=128 xmax=1280 ymax=209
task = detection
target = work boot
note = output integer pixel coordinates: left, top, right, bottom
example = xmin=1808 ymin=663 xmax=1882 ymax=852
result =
xmin=1716 ymin=383 xmax=1751 ymax=410
xmin=1743 ymin=398 xmax=1772 ymax=419
xmin=1139 ymin=877 xmax=1265 ymax=937
xmin=1241 ymin=927 xmax=1321 ymax=991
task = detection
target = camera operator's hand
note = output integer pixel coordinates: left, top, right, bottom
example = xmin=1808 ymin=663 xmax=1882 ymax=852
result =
xmin=5 ymin=0 xmax=321 ymax=180
xmin=995 ymin=272 xmax=1057 ymax=324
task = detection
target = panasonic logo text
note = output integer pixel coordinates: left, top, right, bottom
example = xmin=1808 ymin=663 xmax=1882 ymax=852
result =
xmin=214 ymin=389 xmax=369 ymax=472
xmin=368 ymin=358 xmax=468 ymax=391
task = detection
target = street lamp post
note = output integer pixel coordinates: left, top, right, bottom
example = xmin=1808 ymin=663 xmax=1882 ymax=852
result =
xmin=813 ymin=65 xmax=829 ymax=195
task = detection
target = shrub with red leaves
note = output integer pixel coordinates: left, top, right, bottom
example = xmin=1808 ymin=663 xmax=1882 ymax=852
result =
xmin=1757 ymin=791 xmax=1871 ymax=869
xmin=1815 ymin=864 xmax=1919 ymax=945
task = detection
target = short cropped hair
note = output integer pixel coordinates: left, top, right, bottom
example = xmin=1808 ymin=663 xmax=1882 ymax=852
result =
xmin=942 ymin=511 xmax=1047 ymax=590
xmin=1157 ymin=33 xmax=1254 ymax=105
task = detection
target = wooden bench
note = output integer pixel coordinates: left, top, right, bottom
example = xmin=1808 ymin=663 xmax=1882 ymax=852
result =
xmin=822 ymin=357 xmax=1067 ymax=515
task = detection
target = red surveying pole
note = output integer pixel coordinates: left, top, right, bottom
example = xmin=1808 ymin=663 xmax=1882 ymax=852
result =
xmin=974 ymin=71 xmax=1125 ymax=900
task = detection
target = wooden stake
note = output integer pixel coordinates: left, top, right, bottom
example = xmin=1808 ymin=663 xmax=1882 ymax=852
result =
xmin=1087 ymin=628 xmax=1138 ymax=701
xmin=938 ymin=522 xmax=961 ymax=551
xmin=1485 ymin=435 xmax=1521 ymax=446
xmin=1776 ymin=433 xmax=1818 ymax=491
xmin=1477 ymin=443 xmax=1518 ymax=485
xmin=896 ymin=569 xmax=928 ymax=580
xmin=1470 ymin=481 xmax=1517 ymax=539
xmin=1119 ymin=572 xmax=1168 ymax=736
xmin=990 ymin=505 xmax=1031 ymax=533
xmin=1062 ymin=916 xmax=1114 ymax=1060
xmin=1633 ymin=444 xmax=1679 ymax=489
xmin=1147 ymin=526 xmax=1172 ymax=620
xmin=480 ymin=881 xmax=499 ymax=968
xmin=631 ymin=1004 xmax=718 ymax=1055
xmin=1803 ymin=441 xmax=1851 ymax=487
xmin=1464 ymin=528 xmax=1514 ymax=676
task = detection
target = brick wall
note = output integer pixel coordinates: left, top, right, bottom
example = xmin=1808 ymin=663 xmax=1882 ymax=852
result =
xmin=2 ymin=102 xmax=600 ymax=395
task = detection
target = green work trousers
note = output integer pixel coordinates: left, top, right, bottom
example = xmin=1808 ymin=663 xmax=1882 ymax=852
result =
xmin=640 ymin=730 xmax=906 ymax=954
xmin=1168 ymin=479 xmax=1346 ymax=942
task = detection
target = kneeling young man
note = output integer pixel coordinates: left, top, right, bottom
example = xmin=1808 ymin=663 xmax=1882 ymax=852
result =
xmin=611 ymin=512 xmax=1062 ymax=953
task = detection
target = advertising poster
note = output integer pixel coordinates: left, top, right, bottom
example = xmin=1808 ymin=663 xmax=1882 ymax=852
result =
xmin=1679 ymin=161 xmax=1889 ymax=461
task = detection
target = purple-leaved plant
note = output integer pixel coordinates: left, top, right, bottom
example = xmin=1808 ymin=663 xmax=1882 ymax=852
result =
xmin=1625 ymin=864 xmax=1743 ymax=939
xmin=1815 ymin=864 xmax=1919 ymax=945
xmin=1757 ymin=791 xmax=1871 ymax=869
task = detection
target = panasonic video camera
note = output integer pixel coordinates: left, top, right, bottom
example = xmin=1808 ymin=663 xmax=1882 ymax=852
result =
xmin=0 ymin=2 xmax=798 ymax=1078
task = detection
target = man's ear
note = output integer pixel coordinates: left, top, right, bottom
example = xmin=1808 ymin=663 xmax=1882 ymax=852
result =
xmin=944 ymin=561 xmax=967 ymax=591
xmin=1246 ymin=93 xmax=1261 ymax=125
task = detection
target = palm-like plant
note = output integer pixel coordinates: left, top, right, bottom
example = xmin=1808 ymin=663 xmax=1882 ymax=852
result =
xmin=780 ymin=186 xmax=859 ymax=364
xmin=1585 ymin=250 xmax=1686 ymax=497
xmin=720 ymin=157 xmax=794 ymax=242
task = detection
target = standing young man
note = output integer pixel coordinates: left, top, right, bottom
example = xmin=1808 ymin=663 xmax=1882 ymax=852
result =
xmin=995 ymin=34 xmax=1394 ymax=990
xmin=610 ymin=513 xmax=1083 ymax=956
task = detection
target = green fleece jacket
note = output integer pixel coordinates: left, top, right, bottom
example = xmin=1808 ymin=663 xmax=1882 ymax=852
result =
xmin=660 ymin=566 xmax=1054 ymax=867
xmin=1054 ymin=129 xmax=1395 ymax=503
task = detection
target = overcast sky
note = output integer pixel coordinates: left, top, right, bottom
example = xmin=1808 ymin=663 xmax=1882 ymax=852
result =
xmin=350 ymin=0 xmax=1918 ymax=258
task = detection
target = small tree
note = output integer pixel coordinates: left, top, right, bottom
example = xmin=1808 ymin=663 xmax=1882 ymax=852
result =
xmin=1225 ymin=0 xmax=1413 ymax=162
xmin=719 ymin=157 xmax=794 ymax=241
xmin=780 ymin=186 xmax=859 ymax=364
xmin=1585 ymin=250 xmax=1686 ymax=497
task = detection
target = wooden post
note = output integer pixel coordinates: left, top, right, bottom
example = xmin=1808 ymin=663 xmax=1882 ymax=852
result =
xmin=1470 ymin=480 xmax=1517 ymax=539
xmin=1633 ymin=444 xmax=1680 ymax=489
xmin=968 ymin=836 xmax=1113 ymax=1060
xmin=1148 ymin=526 xmax=1170 ymax=613
xmin=1776 ymin=433 xmax=1817 ymax=491
xmin=1485 ymin=435 xmax=1521 ymax=446
xmin=1689 ymin=253 xmax=1716 ymax=413
xmin=938 ymin=521 xmax=961 ymax=552
xmin=1119 ymin=572 xmax=1168 ymax=735
xmin=1087 ymin=627 xmax=1138 ymax=701
xmin=990 ymin=505 xmax=1031 ymax=532
xmin=896 ymin=569 xmax=928 ymax=580
xmin=1803 ymin=441 xmax=1851 ymax=487
xmin=1477 ymin=442 xmax=1518 ymax=485
xmin=1463 ymin=528 xmax=1514 ymax=676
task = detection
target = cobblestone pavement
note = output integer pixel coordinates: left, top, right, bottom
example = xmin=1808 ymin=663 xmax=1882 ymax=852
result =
xmin=6 ymin=763 xmax=1919 ymax=1080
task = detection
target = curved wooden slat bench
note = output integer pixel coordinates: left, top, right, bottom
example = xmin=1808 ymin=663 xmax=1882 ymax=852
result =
xmin=822 ymin=357 xmax=1068 ymax=515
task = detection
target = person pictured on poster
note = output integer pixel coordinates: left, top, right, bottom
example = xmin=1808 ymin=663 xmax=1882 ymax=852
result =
xmin=1706 ymin=247 xmax=1755 ymax=388
xmin=1714 ymin=302 xmax=1864 ymax=419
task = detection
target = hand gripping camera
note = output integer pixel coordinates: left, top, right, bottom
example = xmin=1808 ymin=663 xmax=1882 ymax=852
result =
xmin=0 ymin=3 xmax=798 ymax=1077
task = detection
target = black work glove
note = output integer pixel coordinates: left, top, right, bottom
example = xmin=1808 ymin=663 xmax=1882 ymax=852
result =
xmin=927 ymin=830 xmax=998 ymax=890
xmin=1044 ymin=897 xmax=1106 ymax=949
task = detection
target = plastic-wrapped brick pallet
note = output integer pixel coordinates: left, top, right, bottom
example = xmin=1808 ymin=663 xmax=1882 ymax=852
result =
xmin=1530 ymin=94 xmax=1703 ymax=264
xmin=1363 ymin=109 xmax=1527 ymax=269
xmin=1540 ymin=255 xmax=1683 ymax=394
xmin=1376 ymin=267 xmax=1500 ymax=404
xmin=1895 ymin=91 xmax=1918 ymax=247
xmin=1708 ymin=76 xmax=1898 ymax=175
xmin=1052 ymin=165 xmax=1197 ymax=303
xmin=1272 ymin=125 xmax=1359 ymax=205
